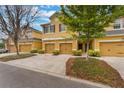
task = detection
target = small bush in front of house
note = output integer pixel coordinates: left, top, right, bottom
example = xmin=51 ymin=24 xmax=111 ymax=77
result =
xmin=30 ymin=49 xmax=38 ymax=53
xmin=88 ymin=50 xmax=100 ymax=57
xmin=88 ymin=50 xmax=94 ymax=56
xmin=72 ymin=50 xmax=82 ymax=56
xmin=52 ymin=50 xmax=60 ymax=55
xmin=38 ymin=49 xmax=45 ymax=54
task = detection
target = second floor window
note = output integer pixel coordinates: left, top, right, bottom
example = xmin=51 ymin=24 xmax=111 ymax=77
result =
xmin=113 ymin=19 xmax=124 ymax=30
xmin=50 ymin=25 xmax=55 ymax=33
xmin=44 ymin=25 xmax=55 ymax=33
xmin=44 ymin=26 xmax=49 ymax=33
xmin=113 ymin=20 xmax=121 ymax=29
xmin=59 ymin=24 xmax=66 ymax=32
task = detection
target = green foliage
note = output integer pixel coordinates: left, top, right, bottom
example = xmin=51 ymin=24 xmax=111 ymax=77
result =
xmin=59 ymin=5 xmax=124 ymax=57
xmin=38 ymin=49 xmax=45 ymax=54
xmin=88 ymin=50 xmax=100 ymax=57
xmin=52 ymin=50 xmax=60 ymax=55
xmin=72 ymin=50 xmax=82 ymax=56
xmin=30 ymin=49 xmax=38 ymax=53
xmin=0 ymin=43 xmax=4 ymax=49
xmin=60 ymin=6 xmax=117 ymax=40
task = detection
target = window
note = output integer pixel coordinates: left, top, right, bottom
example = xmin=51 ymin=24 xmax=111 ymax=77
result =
xmin=43 ymin=25 xmax=55 ymax=33
xmin=113 ymin=23 xmax=120 ymax=29
xmin=113 ymin=20 xmax=121 ymax=29
xmin=50 ymin=25 xmax=55 ymax=33
xmin=113 ymin=19 xmax=124 ymax=29
xmin=44 ymin=26 xmax=49 ymax=33
xmin=59 ymin=24 xmax=66 ymax=32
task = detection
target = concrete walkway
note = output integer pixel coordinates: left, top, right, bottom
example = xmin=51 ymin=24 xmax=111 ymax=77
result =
xmin=3 ymin=54 xmax=71 ymax=75
xmin=99 ymin=57 xmax=124 ymax=79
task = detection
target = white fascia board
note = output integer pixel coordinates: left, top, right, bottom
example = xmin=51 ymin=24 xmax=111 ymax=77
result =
xmin=42 ymin=38 xmax=66 ymax=41
xmin=99 ymin=39 xmax=124 ymax=42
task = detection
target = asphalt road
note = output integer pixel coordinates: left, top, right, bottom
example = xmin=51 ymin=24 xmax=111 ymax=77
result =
xmin=0 ymin=63 xmax=97 ymax=88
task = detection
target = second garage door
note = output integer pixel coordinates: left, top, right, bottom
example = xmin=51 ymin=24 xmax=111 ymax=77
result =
xmin=100 ymin=42 xmax=124 ymax=56
xmin=45 ymin=44 xmax=55 ymax=53
xmin=10 ymin=45 xmax=16 ymax=52
xmin=19 ymin=44 xmax=31 ymax=52
xmin=60 ymin=43 xmax=72 ymax=54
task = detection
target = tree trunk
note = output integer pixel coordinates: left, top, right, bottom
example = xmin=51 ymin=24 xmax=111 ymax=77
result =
xmin=14 ymin=40 xmax=19 ymax=55
xmin=86 ymin=40 xmax=89 ymax=60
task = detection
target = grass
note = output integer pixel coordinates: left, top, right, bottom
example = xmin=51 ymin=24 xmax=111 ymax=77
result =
xmin=66 ymin=57 xmax=124 ymax=87
xmin=0 ymin=53 xmax=36 ymax=62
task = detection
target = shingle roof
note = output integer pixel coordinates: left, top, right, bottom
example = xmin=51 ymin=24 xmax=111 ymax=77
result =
xmin=106 ymin=30 xmax=124 ymax=36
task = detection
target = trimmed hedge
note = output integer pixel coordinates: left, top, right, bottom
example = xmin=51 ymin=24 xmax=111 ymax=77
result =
xmin=72 ymin=50 xmax=82 ymax=56
xmin=52 ymin=50 xmax=60 ymax=55
xmin=38 ymin=49 xmax=45 ymax=54
xmin=88 ymin=50 xmax=100 ymax=57
xmin=30 ymin=49 xmax=38 ymax=53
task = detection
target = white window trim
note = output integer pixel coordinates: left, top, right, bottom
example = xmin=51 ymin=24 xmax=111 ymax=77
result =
xmin=113 ymin=19 xmax=124 ymax=30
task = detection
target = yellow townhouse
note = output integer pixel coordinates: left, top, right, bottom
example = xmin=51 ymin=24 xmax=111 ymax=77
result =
xmin=7 ymin=12 xmax=124 ymax=57
xmin=93 ymin=17 xmax=124 ymax=57
xmin=41 ymin=12 xmax=77 ymax=54
xmin=41 ymin=13 xmax=124 ymax=56
xmin=7 ymin=27 xmax=42 ymax=53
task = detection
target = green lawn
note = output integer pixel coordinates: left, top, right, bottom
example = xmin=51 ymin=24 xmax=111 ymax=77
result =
xmin=0 ymin=53 xmax=36 ymax=62
xmin=66 ymin=57 xmax=124 ymax=87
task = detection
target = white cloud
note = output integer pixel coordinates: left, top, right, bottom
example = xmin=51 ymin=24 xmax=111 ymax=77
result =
xmin=38 ymin=10 xmax=56 ymax=17
xmin=31 ymin=6 xmax=56 ymax=17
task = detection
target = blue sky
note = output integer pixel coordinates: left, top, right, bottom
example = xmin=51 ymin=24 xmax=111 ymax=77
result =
xmin=32 ymin=5 xmax=60 ymax=31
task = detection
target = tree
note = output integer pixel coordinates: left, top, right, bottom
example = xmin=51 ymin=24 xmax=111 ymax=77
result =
xmin=0 ymin=5 xmax=40 ymax=55
xmin=0 ymin=43 xmax=4 ymax=49
xmin=59 ymin=5 xmax=124 ymax=59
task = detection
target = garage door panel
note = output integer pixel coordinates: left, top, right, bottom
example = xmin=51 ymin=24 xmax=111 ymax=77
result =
xmin=100 ymin=42 xmax=124 ymax=56
xmin=45 ymin=44 xmax=55 ymax=53
xmin=19 ymin=44 xmax=31 ymax=52
xmin=60 ymin=43 xmax=72 ymax=54
xmin=10 ymin=45 xmax=16 ymax=52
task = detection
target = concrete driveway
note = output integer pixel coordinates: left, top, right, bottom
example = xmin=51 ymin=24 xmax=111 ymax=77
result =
xmin=3 ymin=54 xmax=71 ymax=75
xmin=99 ymin=57 xmax=124 ymax=79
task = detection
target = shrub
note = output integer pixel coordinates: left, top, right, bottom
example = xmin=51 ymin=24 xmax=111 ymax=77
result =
xmin=52 ymin=50 xmax=60 ymax=55
xmin=30 ymin=49 xmax=38 ymax=53
xmin=38 ymin=49 xmax=45 ymax=54
xmin=88 ymin=50 xmax=94 ymax=56
xmin=88 ymin=50 xmax=100 ymax=57
xmin=72 ymin=50 xmax=82 ymax=56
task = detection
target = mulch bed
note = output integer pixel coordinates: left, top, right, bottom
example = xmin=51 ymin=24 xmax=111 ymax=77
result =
xmin=66 ymin=57 xmax=124 ymax=88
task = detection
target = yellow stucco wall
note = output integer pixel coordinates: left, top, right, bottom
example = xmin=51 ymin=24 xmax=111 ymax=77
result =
xmin=32 ymin=31 xmax=42 ymax=39
xmin=41 ymin=14 xmax=78 ymax=52
xmin=93 ymin=35 xmax=124 ymax=51
xmin=42 ymin=16 xmax=74 ymax=39
xmin=9 ymin=41 xmax=42 ymax=52
xmin=32 ymin=42 xmax=42 ymax=50
xmin=42 ymin=39 xmax=78 ymax=51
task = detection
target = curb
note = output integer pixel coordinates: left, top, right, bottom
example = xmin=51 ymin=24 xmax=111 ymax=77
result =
xmin=0 ymin=62 xmax=111 ymax=88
